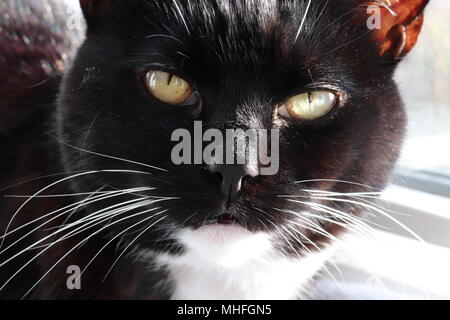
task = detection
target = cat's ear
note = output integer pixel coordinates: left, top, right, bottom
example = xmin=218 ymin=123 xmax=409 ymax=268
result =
xmin=79 ymin=0 xmax=120 ymax=20
xmin=361 ymin=0 xmax=429 ymax=60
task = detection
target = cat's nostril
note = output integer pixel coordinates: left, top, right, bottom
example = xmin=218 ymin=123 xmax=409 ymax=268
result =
xmin=211 ymin=172 xmax=222 ymax=184
xmin=209 ymin=164 xmax=258 ymax=200
xmin=202 ymin=167 xmax=222 ymax=183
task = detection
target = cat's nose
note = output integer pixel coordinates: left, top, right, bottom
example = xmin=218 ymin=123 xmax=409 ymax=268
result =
xmin=209 ymin=164 xmax=258 ymax=200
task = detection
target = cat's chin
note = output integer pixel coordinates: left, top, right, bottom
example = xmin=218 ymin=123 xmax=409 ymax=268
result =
xmin=196 ymin=224 xmax=253 ymax=244
xmin=176 ymin=225 xmax=273 ymax=268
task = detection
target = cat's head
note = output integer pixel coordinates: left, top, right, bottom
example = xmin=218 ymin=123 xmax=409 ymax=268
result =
xmin=57 ymin=0 xmax=428 ymax=264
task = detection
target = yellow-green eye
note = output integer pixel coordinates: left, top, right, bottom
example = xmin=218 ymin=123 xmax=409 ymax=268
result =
xmin=278 ymin=91 xmax=337 ymax=120
xmin=145 ymin=70 xmax=194 ymax=105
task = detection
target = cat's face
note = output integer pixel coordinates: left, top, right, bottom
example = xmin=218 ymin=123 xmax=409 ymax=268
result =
xmin=57 ymin=0 xmax=427 ymax=260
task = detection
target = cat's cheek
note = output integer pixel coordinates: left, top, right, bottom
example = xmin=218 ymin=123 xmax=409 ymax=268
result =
xmin=175 ymin=226 xmax=273 ymax=268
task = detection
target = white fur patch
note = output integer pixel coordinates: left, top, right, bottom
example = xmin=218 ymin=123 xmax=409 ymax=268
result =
xmin=151 ymin=225 xmax=334 ymax=300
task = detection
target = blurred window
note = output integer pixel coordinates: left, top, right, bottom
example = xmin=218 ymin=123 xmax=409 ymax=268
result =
xmin=394 ymin=0 xmax=450 ymax=197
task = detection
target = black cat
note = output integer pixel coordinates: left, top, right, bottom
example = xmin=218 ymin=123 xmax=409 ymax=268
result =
xmin=0 ymin=0 xmax=429 ymax=299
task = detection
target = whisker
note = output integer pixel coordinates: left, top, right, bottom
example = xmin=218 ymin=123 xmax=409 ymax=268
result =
xmin=307 ymin=196 xmax=425 ymax=243
xmin=255 ymin=216 xmax=271 ymax=234
xmin=277 ymin=204 xmax=376 ymax=240
xmin=308 ymin=0 xmax=330 ymax=32
xmin=0 ymin=171 xmax=85 ymax=193
xmin=101 ymin=213 xmax=168 ymax=282
xmin=146 ymin=34 xmax=184 ymax=44
xmin=3 ymin=191 xmax=120 ymax=198
xmin=0 ymin=187 xmax=154 ymax=248
xmin=20 ymin=210 xmax=168 ymax=299
xmin=39 ymin=198 xmax=170 ymax=250
xmin=297 ymin=196 xmax=388 ymax=230
xmin=282 ymin=209 xmax=392 ymax=295
xmin=79 ymin=208 xmax=164 ymax=278
xmin=59 ymin=186 xmax=107 ymax=229
xmin=0 ymin=170 xmax=154 ymax=249
xmin=182 ymin=211 xmax=199 ymax=226
xmin=49 ymin=134 xmax=168 ymax=172
xmin=0 ymin=196 xmax=167 ymax=294
xmin=172 ymin=0 xmax=191 ymax=36
xmin=283 ymin=224 xmax=345 ymax=293
xmin=303 ymin=190 xmax=382 ymax=197
xmin=294 ymin=0 xmax=312 ymax=43
xmin=0 ymin=198 xmax=156 ymax=266
xmin=304 ymin=189 xmax=410 ymax=218
xmin=285 ymin=197 xmax=381 ymax=231
xmin=287 ymin=215 xmax=338 ymax=242
xmin=294 ymin=178 xmax=382 ymax=192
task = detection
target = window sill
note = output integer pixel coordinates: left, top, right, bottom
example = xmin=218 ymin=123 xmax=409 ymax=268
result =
xmin=322 ymin=184 xmax=450 ymax=299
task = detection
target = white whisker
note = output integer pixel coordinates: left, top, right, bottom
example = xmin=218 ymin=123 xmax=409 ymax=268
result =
xmin=294 ymin=178 xmax=382 ymax=192
xmin=307 ymin=196 xmax=425 ymax=243
xmin=0 ymin=171 xmax=84 ymax=193
xmin=182 ymin=211 xmax=199 ymax=226
xmin=0 ymin=187 xmax=154 ymax=253
xmin=59 ymin=186 xmax=107 ymax=229
xmin=76 ymin=209 xmax=167 ymax=286
xmin=294 ymin=0 xmax=312 ymax=43
xmin=20 ymin=210 xmax=168 ymax=299
xmin=278 ymin=204 xmax=376 ymax=240
xmin=283 ymin=224 xmax=345 ymax=293
xmin=172 ymin=0 xmax=191 ymax=36
xmin=0 ymin=170 xmax=154 ymax=249
xmin=0 ymin=198 xmax=156 ymax=268
xmin=50 ymin=135 xmax=168 ymax=172
xmin=101 ymin=213 xmax=168 ymax=282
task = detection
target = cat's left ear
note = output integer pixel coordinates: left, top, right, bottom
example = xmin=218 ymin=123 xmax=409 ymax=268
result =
xmin=361 ymin=0 xmax=429 ymax=60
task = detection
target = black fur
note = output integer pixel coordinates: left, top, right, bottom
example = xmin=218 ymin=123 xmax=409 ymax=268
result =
xmin=0 ymin=0 xmax=426 ymax=299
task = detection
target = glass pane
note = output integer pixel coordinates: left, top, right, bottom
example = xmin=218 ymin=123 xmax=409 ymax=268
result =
xmin=395 ymin=0 xmax=450 ymax=179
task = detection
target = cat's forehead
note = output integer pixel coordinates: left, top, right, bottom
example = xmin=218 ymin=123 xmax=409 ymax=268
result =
xmin=132 ymin=0 xmax=354 ymax=67
xmin=93 ymin=0 xmax=366 ymax=84
xmin=159 ymin=0 xmax=313 ymax=39
xmin=214 ymin=0 xmax=279 ymax=28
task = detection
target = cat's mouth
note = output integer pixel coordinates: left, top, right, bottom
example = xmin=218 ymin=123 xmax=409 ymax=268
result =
xmin=204 ymin=213 xmax=240 ymax=226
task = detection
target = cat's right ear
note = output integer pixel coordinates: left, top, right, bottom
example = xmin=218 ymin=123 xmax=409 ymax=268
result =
xmin=79 ymin=0 xmax=120 ymax=23
xmin=358 ymin=0 xmax=429 ymax=60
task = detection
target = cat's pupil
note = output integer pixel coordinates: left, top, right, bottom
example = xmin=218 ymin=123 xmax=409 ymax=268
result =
xmin=167 ymin=73 xmax=174 ymax=85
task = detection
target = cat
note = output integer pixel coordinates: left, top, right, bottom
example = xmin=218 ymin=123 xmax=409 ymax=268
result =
xmin=0 ymin=0 xmax=429 ymax=299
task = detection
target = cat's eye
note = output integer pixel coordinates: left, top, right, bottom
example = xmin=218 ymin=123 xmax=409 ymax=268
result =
xmin=145 ymin=70 xmax=197 ymax=105
xmin=278 ymin=91 xmax=337 ymax=121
